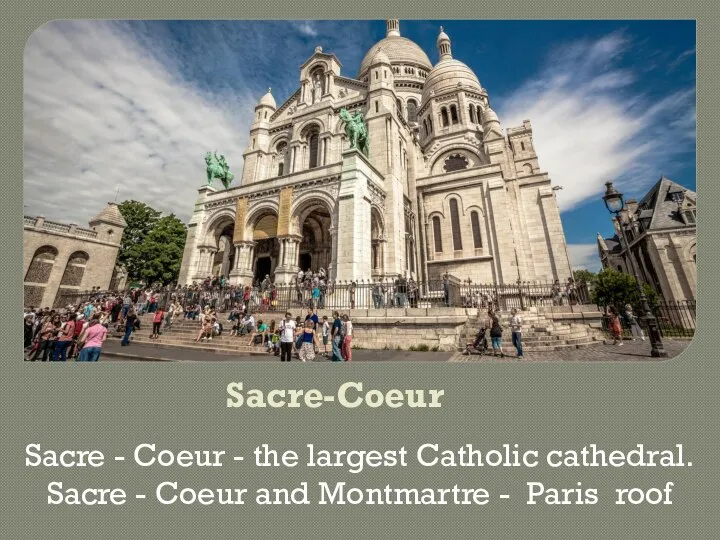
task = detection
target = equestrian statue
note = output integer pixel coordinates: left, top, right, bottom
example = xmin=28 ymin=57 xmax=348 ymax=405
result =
xmin=339 ymin=108 xmax=369 ymax=156
xmin=204 ymin=151 xmax=234 ymax=189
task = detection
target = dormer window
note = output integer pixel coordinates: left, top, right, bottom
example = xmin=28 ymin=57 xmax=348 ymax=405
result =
xmin=684 ymin=210 xmax=696 ymax=225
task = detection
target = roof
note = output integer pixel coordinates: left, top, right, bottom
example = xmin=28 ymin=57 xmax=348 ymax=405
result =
xmin=89 ymin=202 xmax=127 ymax=228
xmin=358 ymin=36 xmax=432 ymax=77
xmin=634 ymin=176 xmax=696 ymax=231
xmin=421 ymin=57 xmax=482 ymax=103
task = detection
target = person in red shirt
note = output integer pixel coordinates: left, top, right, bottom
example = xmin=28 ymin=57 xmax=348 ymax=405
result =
xmin=151 ymin=307 xmax=164 ymax=339
xmin=52 ymin=314 xmax=75 ymax=361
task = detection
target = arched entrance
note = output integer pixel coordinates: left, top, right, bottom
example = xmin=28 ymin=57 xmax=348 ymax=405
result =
xmin=212 ymin=223 xmax=236 ymax=278
xmin=296 ymin=201 xmax=333 ymax=275
xmin=250 ymin=213 xmax=279 ymax=283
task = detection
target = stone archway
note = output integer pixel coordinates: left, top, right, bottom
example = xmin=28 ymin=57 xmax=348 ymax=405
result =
xmin=194 ymin=212 xmax=235 ymax=280
xmin=293 ymin=197 xmax=334 ymax=279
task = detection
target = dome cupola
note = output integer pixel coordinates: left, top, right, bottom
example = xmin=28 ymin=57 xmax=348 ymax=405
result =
xmin=421 ymin=26 xmax=482 ymax=103
xmin=358 ymin=20 xmax=432 ymax=79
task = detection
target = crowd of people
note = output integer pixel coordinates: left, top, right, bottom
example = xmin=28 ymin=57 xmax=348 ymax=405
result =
xmin=465 ymin=308 xmax=525 ymax=359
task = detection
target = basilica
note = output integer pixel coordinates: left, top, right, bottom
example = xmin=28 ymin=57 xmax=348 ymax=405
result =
xmin=178 ymin=20 xmax=573 ymax=287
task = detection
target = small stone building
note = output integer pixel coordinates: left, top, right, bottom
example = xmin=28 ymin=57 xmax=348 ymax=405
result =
xmin=23 ymin=202 xmax=127 ymax=308
xmin=598 ymin=177 xmax=696 ymax=303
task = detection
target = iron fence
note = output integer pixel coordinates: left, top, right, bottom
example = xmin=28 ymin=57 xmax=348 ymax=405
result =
xmin=52 ymin=279 xmax=593 ymax=315
xmin=599 ymin=300 xmax=696 ymax=339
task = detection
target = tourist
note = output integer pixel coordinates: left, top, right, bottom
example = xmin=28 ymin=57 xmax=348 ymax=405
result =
xmin=565 ymin=277 xmax=576 ymax=305
xmin=239 ymin=312 xmax=255 ymax=336
xmin=77 ymin=314 xmax=108 ymax=362
xmin=24 ymin=315 xmax=34 ymax=350
xmin=68 ymin=314 xmax=87 ymax=359
xmin=331 ymin=310 xmax=344 ymax=362
xmin=348 ymin=281 xmax=357 ymax=309
xmin=31 ymin=316 xmax=57 ymax=361
xmin=151 ymin=307 xmax=164 ymax=340
xmin=52 ymin=314 xmax=76 ymax=361
xmin=341 ymin=314 xmax=353 ymax=362
xmin=607 ymin=306 xmax=623 ymax=346
xmin=408 ymin=278 xmax=419 ymax=308
xmin=312 ymin=282 xmax=321 ymax=309
xmin=297 ymin=320 xmax=318 ymax=362
xmin=305 ymin=307 xmax=319 ymax=330
xmin=195 ymin=318 xmax=214 ymax=342
xmin=246 ymin=319 xmax=267 ymax=346
xmin=121 ymin=309 xmax=139 ymax=346
xmin=509 ymin=308 xmax=524 ymax=359
xmin=121 ymin=292 xmax=132 ymax=320
xmin=372 ymin=280 xmax=384 ymax=309
xmin=321 ymin=316 xmax=330 ymax=356
xmin=278 ymin=312 xmax=296 ymax=362
xmin=624 ymin=304 xmax=646 ymax=341
xmin=442 ymin=272 xmax=451 ymax=307
xmin=552 ymin=279 xmax=563 ymax=305
xmin=488 ymin=310 xmax=505 ymax=358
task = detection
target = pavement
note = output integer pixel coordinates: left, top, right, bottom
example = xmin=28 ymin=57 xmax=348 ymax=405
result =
xmin=94 ymin=337 xmax=691 ymax=363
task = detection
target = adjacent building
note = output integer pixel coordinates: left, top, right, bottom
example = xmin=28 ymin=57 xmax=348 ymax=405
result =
xmin=597 ymin=177 xmax=696 ymax=303
xmin=23 ymin=202 xmax=127 ymax=308
xmin=178 ymin=20 xmax=573 ymax=287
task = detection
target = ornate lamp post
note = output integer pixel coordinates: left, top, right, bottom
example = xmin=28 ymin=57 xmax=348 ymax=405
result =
xmin=602 ymin=181 xmax=667 ymax=357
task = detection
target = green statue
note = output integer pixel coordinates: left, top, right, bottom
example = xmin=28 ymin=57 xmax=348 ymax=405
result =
xmin=339 ymin=107 xmax=369 ymax=156
xmin=204 ymin=151 xmax=234 ymax=189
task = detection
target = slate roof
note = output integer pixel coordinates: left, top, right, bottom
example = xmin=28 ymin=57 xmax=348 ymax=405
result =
xmin=634 ymin=176 xmax=696 ymax=231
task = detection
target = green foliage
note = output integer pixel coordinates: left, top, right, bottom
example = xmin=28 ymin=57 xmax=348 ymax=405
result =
xmin=590 ymin=268 xmax=659 ymax=311
xmin=117 ymin=201 xmax=187 ymax=286
xmin=430 ymin=345 xmax=440 ymax=352
xmin=409 ymin=344 xmax=430 ymax=352
xmin=573 ymin=269 xmax=597 ymax=285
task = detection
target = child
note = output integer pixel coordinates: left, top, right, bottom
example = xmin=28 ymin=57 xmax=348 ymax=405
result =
xmin=322 ymin=316 xmax=330 ymax=356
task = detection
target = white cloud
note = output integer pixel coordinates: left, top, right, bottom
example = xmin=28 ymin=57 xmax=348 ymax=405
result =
xmin=23 ymin=21 xmax=256 ymax=225
xmin=567 ymin=243 xmax=601 ymax=272
xmin=295 ymin=21 xmax=318 ymax=37
xmin=495 ymin=31 xmax=696 ymax=212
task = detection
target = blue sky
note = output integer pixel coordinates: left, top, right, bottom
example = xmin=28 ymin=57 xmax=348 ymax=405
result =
xmin=23 ymin=20 xmax=696 ymax=271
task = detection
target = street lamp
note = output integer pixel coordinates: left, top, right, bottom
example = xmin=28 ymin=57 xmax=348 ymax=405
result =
xmin=602 ymin=181 xmax=667 ymax=357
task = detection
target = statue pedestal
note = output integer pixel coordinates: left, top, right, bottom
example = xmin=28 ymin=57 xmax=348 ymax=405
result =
xmin=228 ymin=269 xmax=253 ymax=287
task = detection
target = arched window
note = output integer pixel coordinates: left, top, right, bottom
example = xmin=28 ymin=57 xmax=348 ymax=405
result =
xmin=24 ymin=245 xmax=59 ymax=307
xmin=423 ymin=119 xmax=428 ymax=135
xmin=278 ymin=163 xmax=284 ymax=176
xmin=396 ymin=98 xmax=402 ymax=116
xmin=407 ymin=99 xmax=418 ymax=123
xmin=450 ymin=105 xmax=459 ymax=124
xmin=441 ymin=108 xmax=449 ymax=127
xmin=471 ymin=211 xmax=482 ymax=249
xmin=469 ymin=104 xmax=476 ymax=123
xmin=432 ymin=217 xmax=442 ymax=253
xmin=449 ymin=199 xmax=462 ymax=250
xmin=309 ymin=133 xmax=319 ymax=169
xmin=428 ymin=117 xmax=433 ymax=132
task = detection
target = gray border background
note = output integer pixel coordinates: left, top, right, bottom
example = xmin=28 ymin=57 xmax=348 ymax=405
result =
xmin=1 ymin=2 xmax=716 ymax=539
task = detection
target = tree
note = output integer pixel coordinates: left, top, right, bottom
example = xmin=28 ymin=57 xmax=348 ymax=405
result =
xmin=590 ymin=268 xmax=659 ymax=311
xmin=117 ymin=201 xmax=186 ymax=285
xmin=573 ymin=269 xmax=597 ymax=285
xmin=135 ymin=215 xmax=188 ymax=286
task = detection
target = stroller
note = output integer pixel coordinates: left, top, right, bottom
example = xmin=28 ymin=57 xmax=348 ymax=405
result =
xmin=464 ymin=327 xmax=488 ymax=356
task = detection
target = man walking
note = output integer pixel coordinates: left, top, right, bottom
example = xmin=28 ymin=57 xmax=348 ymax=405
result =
xmin=278 ymin=312 xmax=296 ymax=362
xmin=510 ymin=308 xmax=524 ymax=359
xmin=331 ymin=310 xmax=344 ymax=362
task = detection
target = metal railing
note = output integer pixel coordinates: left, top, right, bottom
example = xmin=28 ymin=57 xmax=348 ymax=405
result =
xmin=599 ymin=300 xmax=696 ymax=339
xmin=51 ymin=279 xmax=593 ymax=315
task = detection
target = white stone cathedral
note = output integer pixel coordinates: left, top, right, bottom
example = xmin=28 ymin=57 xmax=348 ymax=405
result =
xmin=178 ymin=20 xmax=573 ymax=287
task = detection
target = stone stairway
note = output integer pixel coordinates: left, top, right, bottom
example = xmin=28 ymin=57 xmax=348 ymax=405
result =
xmin=459 ymin=307 xmax=604 ymax=352
xmin=110 ymin=314 xmax=275 ymax=357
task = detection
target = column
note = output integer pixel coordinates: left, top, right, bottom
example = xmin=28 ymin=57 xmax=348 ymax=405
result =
xmin=278 ymin=239 xmax=286 ymax=268
xmin=234 ymin=246 xmax=241 ymax=269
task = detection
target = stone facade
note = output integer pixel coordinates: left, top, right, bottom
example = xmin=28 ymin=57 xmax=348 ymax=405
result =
xmin=178 ymin=21 xmax=572 ymax=287
xmin=23 ymin=203 xmax=127 ymax=308
xmin=598 ymin=177 xmax=696 ymax=303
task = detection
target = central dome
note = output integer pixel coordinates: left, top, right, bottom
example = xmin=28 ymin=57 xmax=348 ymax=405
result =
xmin=358 ymin=21 xmax=432 ymax=78
xmin=421 ymin=26 xmax=481 ymax=103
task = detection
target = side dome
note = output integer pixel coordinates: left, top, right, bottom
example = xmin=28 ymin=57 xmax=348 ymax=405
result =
xmin=358 ymin=21 xmax=432 ymax=78
xmin=421 ymin=26 xmax=481 ymax=103
xmin=421 ymin=59 xmax=482 ymax=102
xmin=257 ymin=88 xmax=276 ymax=109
